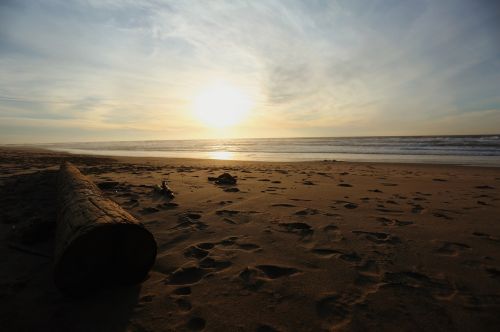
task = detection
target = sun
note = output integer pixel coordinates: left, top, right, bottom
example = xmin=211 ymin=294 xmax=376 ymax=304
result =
xmin=193 ymin=82 xmax=253 ymax=128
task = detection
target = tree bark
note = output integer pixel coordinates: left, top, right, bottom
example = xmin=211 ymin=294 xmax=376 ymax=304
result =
xmin=54 ymin=162 xmax=157 ymax=296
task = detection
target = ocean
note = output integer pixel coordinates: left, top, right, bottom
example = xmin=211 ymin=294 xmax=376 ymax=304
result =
xmin=42 ymin=135 xmax=500 ymax=166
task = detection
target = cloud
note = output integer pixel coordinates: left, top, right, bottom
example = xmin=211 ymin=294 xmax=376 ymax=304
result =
xmin=0 ymin=0 xmax=499 ymax=143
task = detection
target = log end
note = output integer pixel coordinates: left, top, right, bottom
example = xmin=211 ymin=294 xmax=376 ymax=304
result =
xmin=54 ymin=223 xmax=157 ymax=296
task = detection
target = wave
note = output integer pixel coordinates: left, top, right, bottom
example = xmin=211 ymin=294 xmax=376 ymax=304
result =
xmin=40 ymin=135 xmax=500 ymax=165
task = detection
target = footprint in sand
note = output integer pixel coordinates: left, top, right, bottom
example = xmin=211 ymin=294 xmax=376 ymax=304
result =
xmin=325 ymin=212 xmax=343 ymax=219
xmin=176 ymin=213 xmax=208 ymax=230
xmin=344 ymin=202 xmax=358 ymax=209
xmin=235 ymin=243 xmax=261 ymax=251
xmin=356 ymin=259 xmax=381 ymax=277
xmin=294 ymin=208 xmax=320 ymax=215
xmin=375 ymin=217 xmax=392 ymax=225
xmin=180 ymin=212 xmax=202 ymax=220
xmin=411 ymin=204 xmax=425 ymax=214
xmin=157 ymin=202 xmax=179 ymax=209
xmin=394 ymin=220 xmax=413 ymax=226
xmin=140 ymin=206 xmax=160 ymax=214
xmin=322 ymin=224 xmax=344 ymax=241
xmin=435 ymin=242 xmax=471 ymax=256
xmin=219 ymin=236 xmax=239 ymax=246
xmin=376 ymin=217 xmax=414 ymax=226
xmin=472 ymin=232 xmax=500 ymax=243
xmin=167 ymin=266 xmax=206 ymax=285
xmin=196 ymin=242 xmax=215 ymax=250
xmin=376 ymin=207 xmax=403 ymax=214
xmin=198 ymin=257 xmax=232 ymax=270
xmin=352 ymin=231 xmax=401 ymax=244
xmin=278 ymin=222 xmax=313 ymax=237
xmin=339 ymin=251 xmax=363 ymax=262
xmin=184 ymin=246 xmax=209 ymax=259
xmin=223 ymin=218 xmax=237 ymax=224
xmin=173 ymin=286 xmax=191 ymax=295
xmin=216 ymin=209 xmax=240 ymax=216
xmin=271 ymin=203 xmax=297 ymax=207
xmin=433 ymin=212 xmax=453 ymax=220
xmin=312 ymin=248 xmax=343 ymax=257
xmin=290 ymin=198 xmax=312 ymax=202
xmin=176 ymin=298 xmax=192 ymax=311
xmin=323 ymin=224 xmax=338 ymax=232
xmin=186 ymin=317 xmax=206 ymax=331
xmin=222 ymin=218 xmax=238 ymax=225
xmin=316 ymin=172 xmax=331 ymax=177
xmin=311 ymin=248 xmax=361 ymax=262
xmin=198 ymin=237 xmax=261 ymax=252
xmin=316 ymin=288 xmax=365 ymax=329
xmin=338 ymin=183 xmax=352 ymax=187
xmin=255 ymin=265 xmax=300 ymax=279
xmin=169 ymin=239 xmax=234 ymax=284
xmin=238 ymin=267 xmax=265 ymax=290
xmin=216 ymin=210 xmax=258 ymax=224
xmin=383 ymin=271 xmax=455 ymax=300
xmin=476 ymin=185 xmax=495 ymax=190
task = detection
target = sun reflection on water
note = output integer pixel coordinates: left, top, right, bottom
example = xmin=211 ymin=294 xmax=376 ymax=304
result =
xmin=209 ymin=151 xmax=234 ymax=160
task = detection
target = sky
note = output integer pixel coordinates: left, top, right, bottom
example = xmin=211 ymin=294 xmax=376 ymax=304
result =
xmin=0 ymin=0 xmax=499 ymax=143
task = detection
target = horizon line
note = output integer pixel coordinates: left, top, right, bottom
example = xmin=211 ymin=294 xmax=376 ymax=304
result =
xmin=4 ymin=133 xmax=500 ymax=146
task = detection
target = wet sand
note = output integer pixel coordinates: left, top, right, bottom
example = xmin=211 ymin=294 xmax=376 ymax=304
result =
xmin=1 ymin=147 xmax=499 ymax=331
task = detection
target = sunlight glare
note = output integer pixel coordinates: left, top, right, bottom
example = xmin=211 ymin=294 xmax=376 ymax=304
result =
xmin=209 ymin=151 xmax=234 ymax=160
xmin=193 ymin=82 xmax=253 ymax=128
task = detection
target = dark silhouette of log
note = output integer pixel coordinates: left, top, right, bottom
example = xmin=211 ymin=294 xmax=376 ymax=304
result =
xmin=54 ymin=162 xmax=157 ymax=296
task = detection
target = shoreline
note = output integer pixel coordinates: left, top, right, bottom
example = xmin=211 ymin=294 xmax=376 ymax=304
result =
xmin=3 ymin=145 xmax=500 ymax=168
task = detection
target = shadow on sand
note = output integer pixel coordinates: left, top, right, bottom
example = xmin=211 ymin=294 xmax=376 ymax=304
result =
xmin=0 ymin=170 xmax=141 ymax=332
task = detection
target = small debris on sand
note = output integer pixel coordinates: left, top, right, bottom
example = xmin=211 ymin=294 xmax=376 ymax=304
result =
xmin=154 ymin=180 xmax=175 ymax=198
xmin=208 ymin=173 xmax=237 ymax=185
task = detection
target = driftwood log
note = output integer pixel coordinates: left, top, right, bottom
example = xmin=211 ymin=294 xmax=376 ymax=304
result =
xmin=54 ymin=162 xmax=157 ymax=296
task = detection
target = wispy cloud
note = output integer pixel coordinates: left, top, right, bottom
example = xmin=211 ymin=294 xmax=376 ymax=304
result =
xmin=1 ymin=0 xmax=499 ymax=142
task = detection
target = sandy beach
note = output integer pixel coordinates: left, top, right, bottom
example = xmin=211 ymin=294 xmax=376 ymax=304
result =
xmin=1 ymin=147 xmax=499 ymax=331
